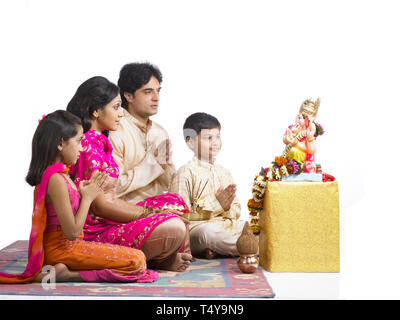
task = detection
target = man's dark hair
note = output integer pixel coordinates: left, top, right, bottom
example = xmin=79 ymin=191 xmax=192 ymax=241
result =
xmin=118 ymin=62 xmax=163 ymax=110
xmin=183 ymin=112 xmax=221 ymax=141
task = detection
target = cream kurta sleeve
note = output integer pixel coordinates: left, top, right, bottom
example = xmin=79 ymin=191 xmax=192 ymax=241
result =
xmin=169 ymin=159 xmax=241 ymax=223
xmin=158 ymin=164 xmax=176 ymax=189
xmin=169 ymin=166 xmax=193 ymax=210
xmin=203 ymin=167 xmax=241 ymax=221
xmin=110 ymin=127 xmax=165 ymax=198
xmin=205 ymin=194 xmax=241 ymax=220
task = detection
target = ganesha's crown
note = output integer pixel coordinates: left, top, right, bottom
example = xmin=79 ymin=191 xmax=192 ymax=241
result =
xmin=299 ymin=97 xmax=320 ymax=118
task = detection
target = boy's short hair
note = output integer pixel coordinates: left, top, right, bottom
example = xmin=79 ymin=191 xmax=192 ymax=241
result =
xmin=183 ymin=112 xmax=221 ymax=141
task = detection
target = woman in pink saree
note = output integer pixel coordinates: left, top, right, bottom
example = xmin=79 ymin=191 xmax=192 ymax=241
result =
xmin=67 ymin=76 xmax=192 ymax=272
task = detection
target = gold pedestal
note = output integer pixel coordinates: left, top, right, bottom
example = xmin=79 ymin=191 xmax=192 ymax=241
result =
xmin=259 ymin=181 xmax=340 ymax=272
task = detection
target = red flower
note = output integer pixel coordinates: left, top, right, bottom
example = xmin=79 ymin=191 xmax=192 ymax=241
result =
xmin=322 ymin=173 xmax=335 ymax=182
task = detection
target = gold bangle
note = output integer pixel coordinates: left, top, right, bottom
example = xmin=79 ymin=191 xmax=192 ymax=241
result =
xmin=142 ymin=206 xmax=147 ymax=217
xmin=142 ymin=206 xmax=153 ymax=218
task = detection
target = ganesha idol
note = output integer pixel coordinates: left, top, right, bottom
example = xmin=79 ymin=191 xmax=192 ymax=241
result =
xmin=282 ymin=98 xmax=321 ymax=173
xmin=247 ymin=98 xmax=327 ymax=234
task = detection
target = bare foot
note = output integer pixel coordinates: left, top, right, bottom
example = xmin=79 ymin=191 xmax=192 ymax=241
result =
xmin=204 ymin=248 xmax=217 ymax=259
xmin=34 ymin=263 xmax=80 ymax=282
xmin=152 ymin=252 xmax=193 ymax=272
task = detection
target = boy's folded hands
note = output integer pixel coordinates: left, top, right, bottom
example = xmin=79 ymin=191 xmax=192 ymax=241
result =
xmin=215 ymin=184 xmax=236 ymax=211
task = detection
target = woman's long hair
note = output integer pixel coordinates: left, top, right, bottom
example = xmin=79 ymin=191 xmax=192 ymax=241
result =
xmin=66 ymin=76 xmax=120 ymax=136
xmin=26 ymin=110 xmax=82 ymax=186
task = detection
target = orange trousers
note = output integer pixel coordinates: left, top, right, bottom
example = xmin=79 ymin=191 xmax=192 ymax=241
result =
xmin=43 ymin=227 xmax=147 ymax=275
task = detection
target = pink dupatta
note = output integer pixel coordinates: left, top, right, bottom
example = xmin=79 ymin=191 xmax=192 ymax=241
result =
xmin=0 ymin=163 xmax=67 ymax=283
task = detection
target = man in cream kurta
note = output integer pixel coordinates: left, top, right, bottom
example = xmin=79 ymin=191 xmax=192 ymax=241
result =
xmin=108 ymin=62 xmax=176 ymax=204
xmin=109 ymin=108 xmax=175 ymax=203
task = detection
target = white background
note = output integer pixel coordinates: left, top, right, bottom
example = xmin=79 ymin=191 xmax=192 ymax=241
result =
xmin=0 ymin=0 xmax=399 ymax=299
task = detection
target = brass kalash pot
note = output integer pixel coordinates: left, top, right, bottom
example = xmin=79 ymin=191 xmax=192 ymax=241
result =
xmin=236 ymin=222 xmax=259 ymax=273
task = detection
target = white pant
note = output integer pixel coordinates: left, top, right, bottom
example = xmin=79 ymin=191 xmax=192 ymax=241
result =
xmin=189 ymin=220 xmax=246 ymax=257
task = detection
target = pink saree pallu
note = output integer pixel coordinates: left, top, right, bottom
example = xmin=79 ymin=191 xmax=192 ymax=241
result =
xmin=0 ymin=163 xmax=158 ymax=284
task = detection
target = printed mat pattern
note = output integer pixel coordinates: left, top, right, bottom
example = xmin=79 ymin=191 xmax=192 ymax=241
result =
xmin=0 ymin=241 xmax=274 ymax=298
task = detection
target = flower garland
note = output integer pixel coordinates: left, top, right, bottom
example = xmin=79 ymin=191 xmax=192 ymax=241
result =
xmin=247 ymin=121 xmax=324 ymax=234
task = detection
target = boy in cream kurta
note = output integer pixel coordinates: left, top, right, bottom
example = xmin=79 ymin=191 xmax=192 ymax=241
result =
xmin=169 ymin=112 xmax=245 ymax=259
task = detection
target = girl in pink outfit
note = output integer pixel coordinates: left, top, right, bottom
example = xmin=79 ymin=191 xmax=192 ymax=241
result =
xmin=0 ymin=110 xmax=157 ymax=284
xmin=67 ymin=76 xmax=192 ymax=272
